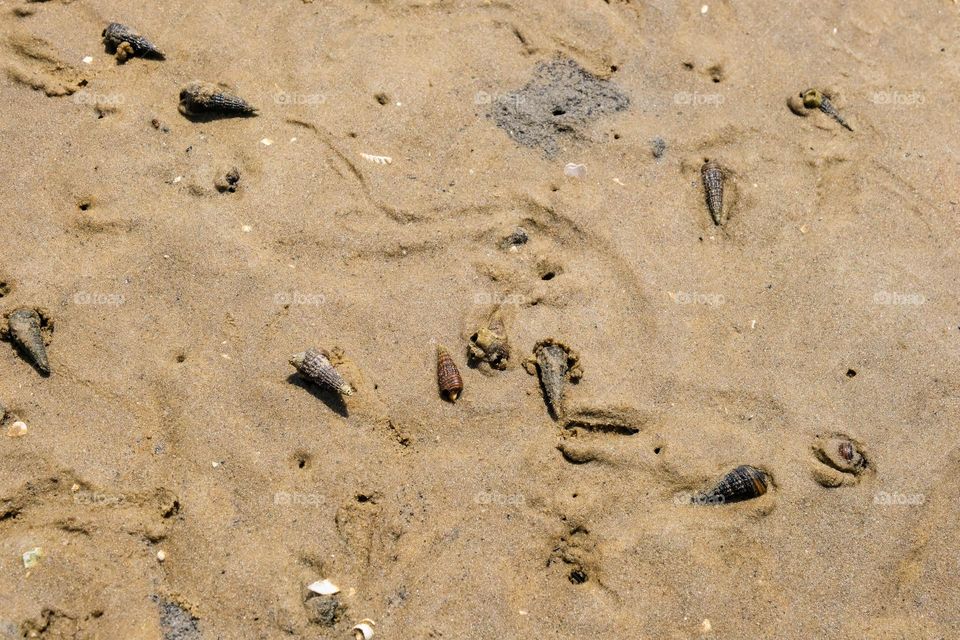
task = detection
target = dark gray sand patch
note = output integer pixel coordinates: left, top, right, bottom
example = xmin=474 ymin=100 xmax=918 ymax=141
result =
xmin=154 ymin=597 xmax=202 ymax=640
xmin=490 ymin=57 xmax=629 ymax=156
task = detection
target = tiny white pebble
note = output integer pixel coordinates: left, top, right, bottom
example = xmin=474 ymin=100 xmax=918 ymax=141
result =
xmin=172 ymin=176 xmax=182 ymax=183
xmin=241 ymin=225 xmax=252 ymax=233
xmin=82 ymin=56 xmax=94 ymax=64
xmin=702 ymin=618 xmax=712 ymax=633
xmin=260 ymin=138 xmax=274 ymax=146
xmin=395 ymin=101 xmax=402 ymax=106
xmin=157 ymin=550 xmax=166 ymax=562
xmin=833 ymin=27 xmax=838 ymax=34
xmin=751 ymin=319 xmax=757 ymax=329
xmin=290 ymin=137 xmax=297 ymax=143
xmin=701 ymin=5 xmax=708 ymax=14
xmin=212 ymin=461 xmax=220 ymax=468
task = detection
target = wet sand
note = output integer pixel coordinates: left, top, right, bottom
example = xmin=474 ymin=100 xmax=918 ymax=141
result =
xmin=1 ymin=1 xmax=959 ymax=638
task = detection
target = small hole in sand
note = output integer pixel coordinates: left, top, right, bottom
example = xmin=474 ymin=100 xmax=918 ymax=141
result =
xmin=78 ymin=198 xmax=93 ymax=211
xmin=347 ymin=131 xmax=357 ymax=138
xmin=175 ymin=353 xmax=186 ymax=363
xmin=569 ymin=569 xmax=588 ymax=584
xmin=356 ymin=494 xmax=371 ymax=503
xmin=846 ymin=369 xmax=857 ymax=378
xmin=610 ymin=65 xmax=618 ymax=72
xmin=613 ymin=133 xmax=621 ymax=140
xmin=550 ymin=185 xmax=560 ymax=192
xmin=295 ymin=454 xmax=310 ymax=470
xmin=0 ymin=282 xmax=10 ymax=297
xmin=654 ymin=447 xmax=662 ymax=455
xmin=541 ymin=271 xmax=556 ymax=281
xmin=552 ymin=108 xmax=566 ymax=116
xmin=375 ymin=93 xmax=389 ymax=105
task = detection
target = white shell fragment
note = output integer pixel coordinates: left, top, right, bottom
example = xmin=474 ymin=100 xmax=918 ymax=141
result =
xmin=360 ymin=153 xmax=392 ymax=165
xmin=563 ymin=163 xmax=586 ymax=178
xmin=352 ymin=619 xmax=376 ymax=640
xmin=307 ymin=579 xmax=340 ymax=596
xmin=6 ymin=421 xmax=28 ymax=437
xmin=22 ymin=547 xmax=42 ymax=569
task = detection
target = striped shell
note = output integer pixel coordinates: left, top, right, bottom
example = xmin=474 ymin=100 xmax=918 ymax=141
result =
xmin=436 ymin=345 xmax=463 ymax=402
xmin=5 ymin=308 xmax=50 ymax=375
xmin=179 ymin=81 xmax=257 ymax=117
xmin=701 ymin=160 xmax=725 ymax=225
xmin=290 ymin=348 xmax=354 ymax=396
xmin=102 ymin=22 xmax=165 ymax=59
xmin=695 ymin=465 xmax=768 ymax=505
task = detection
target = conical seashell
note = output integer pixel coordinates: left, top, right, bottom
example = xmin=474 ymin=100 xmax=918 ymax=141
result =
xmin=436 ymin=344 xmax=463 ymax=402
xmin=694 ymin=465 xmax=768 ymax=505
xmin=4 ymin=308 xmax=50 ymax=375
xmin=701 ymin=160 xmax=725 ymax=225
xmin=526 ymin=338 xmax=582 ymax=419
xmin=179 ymin=81 xmax=257 ymax=118
xmin=468 ymin=309 xmax=510 ymax=369
xmin=802 ymin=89 xmax=852 ymax=131
xmin=102 ymin=23 xmax=165 ymax=60
xmin=811 ymin=435 xmax=868 ymax=487
xmin=290 ymin=348 xmax=354 ymax=396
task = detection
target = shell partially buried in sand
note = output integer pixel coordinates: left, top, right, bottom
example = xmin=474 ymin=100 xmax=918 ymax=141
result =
xmin=693 ymin=465 xmax=770 ymax=505
xmin=290 ymin=347 xmax=354 ymax=396
xmin=468 ymin=309 xmax=511 ymax=370
xmin=524 ymin=338 xmax=582 ymax=419
xmin=811 ymin=434 xmax=870 ymax=487
xmin=2 ymin=307 xmax=53 ymax=375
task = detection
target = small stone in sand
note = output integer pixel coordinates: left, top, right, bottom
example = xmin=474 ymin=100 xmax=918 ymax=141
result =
xmin=22 ymin=547 xmax=42 ymax=568
xmin=157 ymin=550 xmax=166 ymax=562
xmin=651 ymin=136 xmax=667 ymax=159
xmin=564 ymin=163 xmax=586 ymax=178
xmin=7 ymin=421 xmax=28 ymax=438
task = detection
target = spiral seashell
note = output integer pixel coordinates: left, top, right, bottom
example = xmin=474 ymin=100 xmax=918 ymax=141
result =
xmin=436 ymin=344 xmax=463 ymax=402
xmin=290 ymin=348 xmax=354 ymax=396
xmin=701 ymin=160 xmax=725 ymax=226
xmin=802 ymin=88 xmax=852 ymax=131
xmin=3 ymin=307 xmax=51 ymax=375
xmin=811 ymin=435 xmax=868 ymax=487
xmin=694 ymin=465 xmax=768 ymax=505
xmin=101 ymin=22 xmax=165 ymax=60
xmin=468 ymin=309 xmax=510 ymax=370
xmin=179 ymin=81 xmax=257 ymax=118
xmin=525 ymin=338 xmax=582 ymax=420
xmin=352 ymin=619 xmax=376 ymax=640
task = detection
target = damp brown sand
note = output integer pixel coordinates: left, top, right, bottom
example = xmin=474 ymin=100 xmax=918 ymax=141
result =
xmin=1 ymin=2 xmax=958 ymax=638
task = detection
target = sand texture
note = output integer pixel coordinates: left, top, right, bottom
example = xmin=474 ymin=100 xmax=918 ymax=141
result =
xmin=1 ymin=1 xmax=959 ymax=638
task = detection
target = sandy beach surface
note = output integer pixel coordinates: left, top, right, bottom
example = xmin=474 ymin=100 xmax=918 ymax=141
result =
xmin=1 ymin=1 xmax=959 ymax=638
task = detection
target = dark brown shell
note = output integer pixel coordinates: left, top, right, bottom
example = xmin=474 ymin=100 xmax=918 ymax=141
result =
xmin=290 ymin=348 xmax=354 ymax=396
xmin=102 ymin=22 xmax=165 ymax=59
xmin=4 ymin=308 xmax=50 ymax=375
xmin=436 ymin=345 xmax=463 ymax=402
xmin=695 ymin=465 xmax=768 ymax=505
xmin=179 ymin=81 xmax=257 ymax=117
xmin=701 ymin=160 xmax=725 ymax=225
